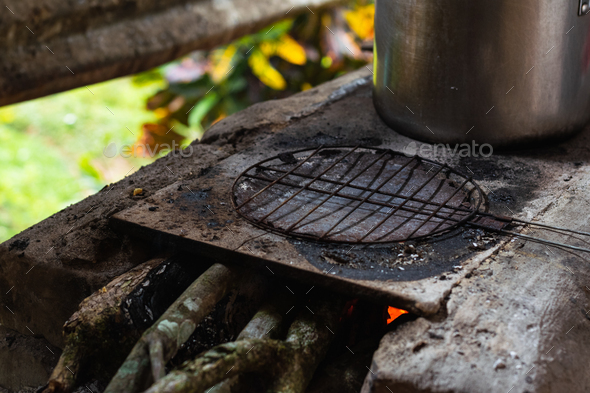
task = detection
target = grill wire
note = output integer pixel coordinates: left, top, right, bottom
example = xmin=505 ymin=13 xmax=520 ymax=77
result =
xmin=232 ymin=146 xmax=483 ymax=244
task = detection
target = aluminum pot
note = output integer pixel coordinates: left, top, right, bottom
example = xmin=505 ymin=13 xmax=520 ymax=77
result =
xmin=373 ymin=0 xmax=590 ymax=148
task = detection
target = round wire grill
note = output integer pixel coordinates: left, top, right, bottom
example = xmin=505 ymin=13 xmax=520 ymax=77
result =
xmin=231 ymin=146 xmax=484 ymax=244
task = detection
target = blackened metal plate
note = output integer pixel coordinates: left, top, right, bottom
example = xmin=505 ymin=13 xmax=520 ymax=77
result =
xmin=110 ymin=146 xmax=499 ymax=316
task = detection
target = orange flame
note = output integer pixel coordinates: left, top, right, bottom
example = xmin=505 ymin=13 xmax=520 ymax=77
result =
xmin=386 ymin=306 xmax=408 ymax=324
xmin=340 ymin=299 xmax=358 ymax=321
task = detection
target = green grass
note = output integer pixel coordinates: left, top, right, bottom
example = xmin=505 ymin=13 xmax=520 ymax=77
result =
xmin=0 ymin=76 xmax=165 ymax=243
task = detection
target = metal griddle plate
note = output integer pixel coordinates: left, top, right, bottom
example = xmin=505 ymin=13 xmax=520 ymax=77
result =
xmin=111 ymin=147 xmax=500 ymax=316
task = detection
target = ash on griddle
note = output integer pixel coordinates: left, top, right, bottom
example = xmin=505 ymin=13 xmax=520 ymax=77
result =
xmin=462 ymin=228 xmax=496 ymax=250
xmin=278 ymin=152 xmax=298 ymax=164
xmin=319 ymin=148 xmax=349 ymax=157
xmin=320 ymin=243 xmax=432 ymax=271
xmin=390 ymin=243 xmax=431 ymax=266
xmin=321 ymin=250 xmax=365 ymax=269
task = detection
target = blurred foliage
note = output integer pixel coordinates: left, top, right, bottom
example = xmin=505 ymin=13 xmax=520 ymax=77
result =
xmin=0 ymin=78 xmax=162 ymax=242
xmin=132 ymin=1 xmax=374 ymax=152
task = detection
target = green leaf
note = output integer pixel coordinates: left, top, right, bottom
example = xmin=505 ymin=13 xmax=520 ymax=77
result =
xmin=224 ymin=76 xmax=248 ymax=94
xmin=250 ymin=19 xmax=294 ymax=42
xmin=188 ymin=92 xmax=220 ymax=129
xmin=78 ymin=154 xmax=102 ymax=181
xmin=132 ymin=68 xmax=165 ymax=86
xmin=266 ymin=19 xmax=294 ymax=39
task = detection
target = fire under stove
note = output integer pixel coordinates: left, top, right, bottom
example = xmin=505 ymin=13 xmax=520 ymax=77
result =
xmin=111 ymin=145 xmax=506 ymax=315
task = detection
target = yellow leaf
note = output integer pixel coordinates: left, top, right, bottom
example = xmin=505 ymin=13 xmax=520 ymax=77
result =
xmin=209 ymin=44 xmax=238 ymax=83
xmin=344 ymin=4 xmax=375 ymax=40
xmin=153 ymin=107 xmax=169 ymax=119
xmin=276 ymin=35 xmax=306 ymax=65
xmin=248 ymin=50 xmax=286 ymax=90
xmin=259 ymin=41 xmax=276 ymax=57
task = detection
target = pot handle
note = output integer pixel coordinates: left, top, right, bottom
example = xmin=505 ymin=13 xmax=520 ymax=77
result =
xmin=580 ymin=0 xmax=590 ymax=16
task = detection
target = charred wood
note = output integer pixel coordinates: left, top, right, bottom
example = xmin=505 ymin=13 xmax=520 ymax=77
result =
xmin=43 ymin=253 xmax=217 ymax=392
xmin=104 ymin=263 xmax=240 ymax=393
xmin=145 ymin=292 xmax=344 ymax=393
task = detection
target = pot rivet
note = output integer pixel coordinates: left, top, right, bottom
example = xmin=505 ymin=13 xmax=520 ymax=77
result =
xmin=583 ymin=3 xmax=590 ymax=13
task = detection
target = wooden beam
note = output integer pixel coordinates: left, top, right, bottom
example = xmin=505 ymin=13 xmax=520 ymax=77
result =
xmin=0 ymin=0 xmax=341 ymax=106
